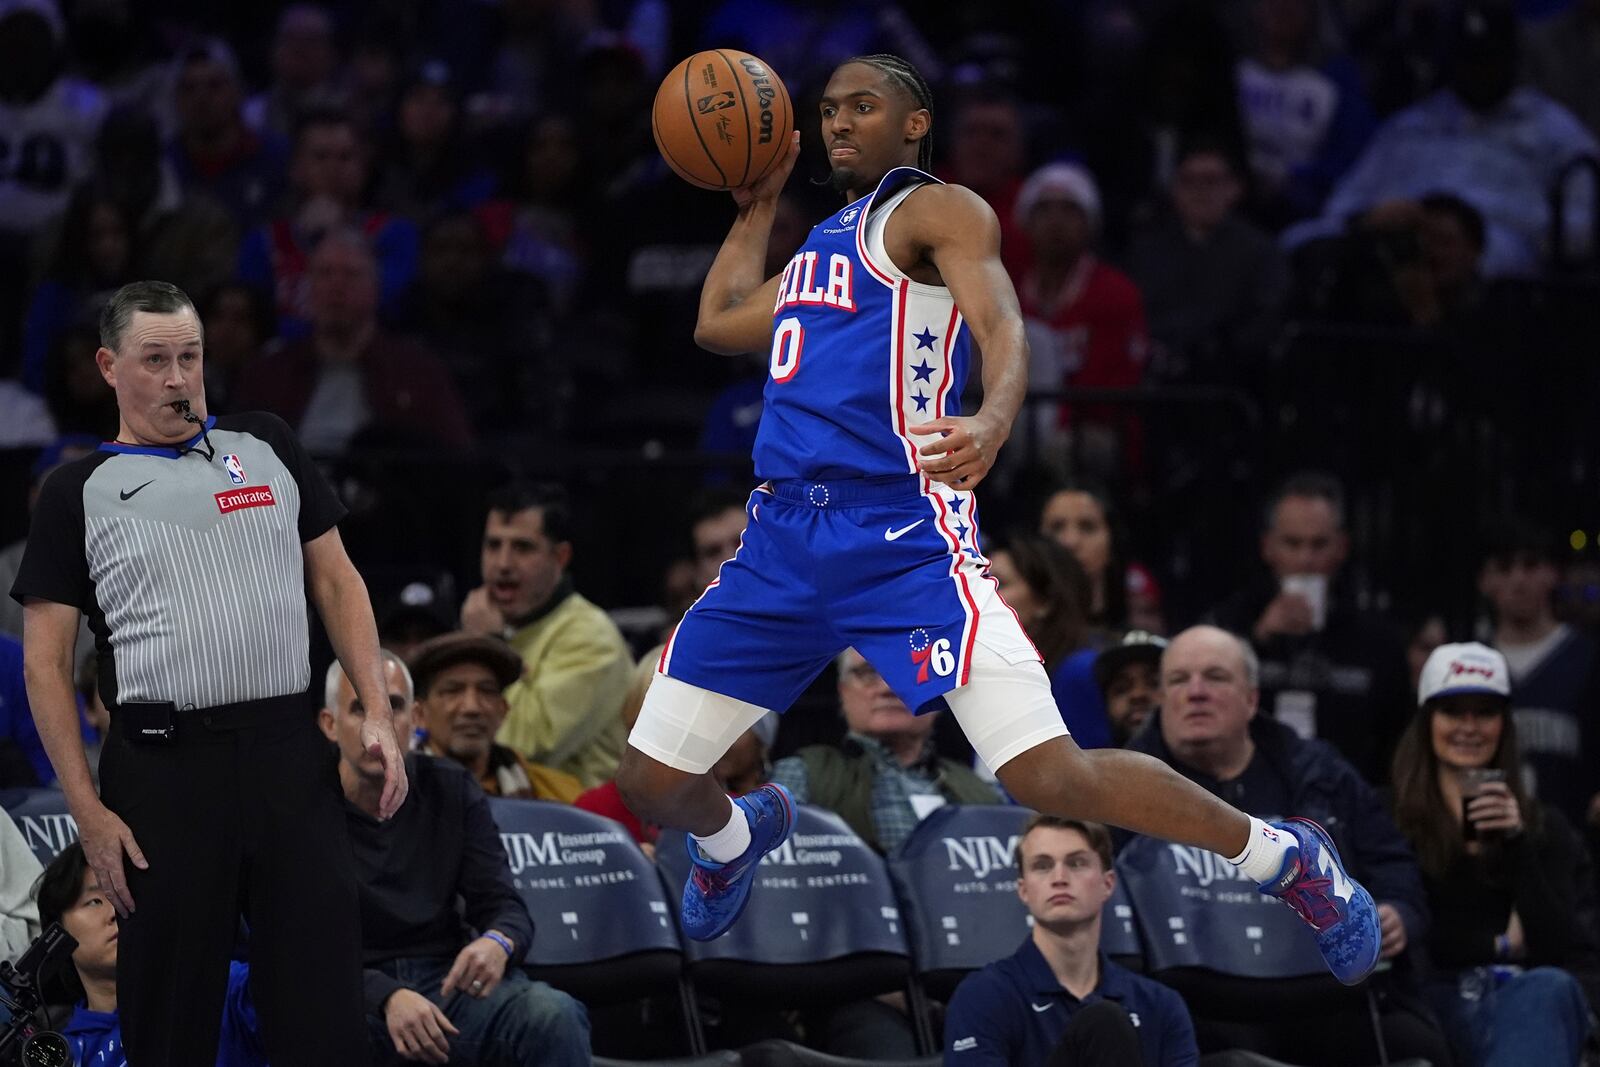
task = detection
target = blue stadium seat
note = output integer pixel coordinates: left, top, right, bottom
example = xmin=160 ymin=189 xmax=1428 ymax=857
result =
xmin=3 ymin=788 xmax=78 ymax=867
xmin=487 ymin=796 xmax=706 ymax=1055
xmin=1114 ymin=833 xmax=1369 ymax=1020
xmin=656 ymin=805 xmax=914 ymax=1017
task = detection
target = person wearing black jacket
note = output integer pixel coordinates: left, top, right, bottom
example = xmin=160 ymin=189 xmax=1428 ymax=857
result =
xmin=1126 ymin=625 xmax=1451 ymax=1066
xmin=1389 ymin=642 xmax=1594 ymax=1067
xmin=1207 ymin=472 xmax=1412 ymax=785
xmin=321 ymin=656 xmax=591 ymax=1066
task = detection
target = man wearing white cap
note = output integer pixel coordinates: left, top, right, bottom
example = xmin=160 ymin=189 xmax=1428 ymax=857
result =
xmin=1012 ymin=161 xmax=1149 ymax=469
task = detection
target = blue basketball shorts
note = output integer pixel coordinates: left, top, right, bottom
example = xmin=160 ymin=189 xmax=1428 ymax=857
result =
xmin=658 ymin=474 xmax=1040 ymax=714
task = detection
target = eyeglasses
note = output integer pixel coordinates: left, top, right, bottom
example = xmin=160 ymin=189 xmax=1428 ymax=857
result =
xmin=842 ymin=663 xmax=883 ymax=685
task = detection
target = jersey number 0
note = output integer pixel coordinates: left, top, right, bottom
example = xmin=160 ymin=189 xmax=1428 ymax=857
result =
xmin=770 ymin=316 xmax=805 ymax=382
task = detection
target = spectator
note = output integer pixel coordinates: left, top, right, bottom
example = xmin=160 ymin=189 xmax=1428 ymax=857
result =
xmin=1234 ymin=0 xmax=1375 ymax=224
xmin=1477 ymin=520 xmax=1600 ymax=830
xmin=198 ymin=282 xmax=274 ymax=412
xmin=0 ymin=0 xmax=107 ymax=237
xmin=1208 ymin=471 xmax=1413 ymax=785
xmin=769 ymin=647 xmax=1002 ymax=854
xmin=1124 ymin=139 xmax=1287 ymax=387
xmin=35 ymin=842 xmax=266 ymax=1065
xmin=233 ymin=227 xmax=472 ymax=453
xmin=373 ymin=60 xmax=495 ymax=222
xmin=1014 ymin=163 xmax=1148 ymax=477
xmin=0 ymin=802 xmax=41 ymax=962
xmin=487 ymin=112 xmax=587 ymax=313
xmin=1129 ymin=625 xmax=1449 ymax=1064
xmin=459 ymin=482 xmax=633 ymax=789
xmin=243 ymin=4 xmax=343 ymax=140
xmin=1287 ymin=1 xmax=1599 ymax=277
xmin=574 ymin=646 xmax=666 ymax=851
xmin=1390 ymin=642 xmax=1595 ymax=1067
xmin=40 ymin=319 xmax=117 ymax=437
xmin=988 ymin=535 xmax=1106 ymax=748
xmin=945 ymin=815 xmax=1198 ymax=1065
xmin=395 ymin=211 xmax=546 ymax=432
xmin=1038 ymin=483 xmax=1130 ymax=632
xmin=1094 ymin=630 xmax=1167 ymax=746
xmin=943 ymin=95 xmax=1031 ymax=278
xmin=320 ymin=655 xmax=591 ymax=1067
xmin=1405 ymin=612 xmax=1449 ymax=695
xmin=166 ymin=39 xmax=289 ymax=228
xmin=20 ymin=188 xmax=137 ymax=393
xmin=62 ymin=0 xmax=166 ymax=120
xmin=376 ymin=581 xmax=454 ymax=663
xmin=87 ymin=105 xmax=240 ymax=302
xmin=408 ymin=631 xmax=584 ymax=802
xmin=688 ymin=488 xmax=750 ymax=593
xmin=1523 ymin=0 xmax=1600 ymax=140
xmin=236 ymin=109 xmax=420 ymax=336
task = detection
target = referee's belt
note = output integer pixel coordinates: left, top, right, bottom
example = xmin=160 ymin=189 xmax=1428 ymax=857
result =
xmin=110 ymin=692 xmax=302 ymax=735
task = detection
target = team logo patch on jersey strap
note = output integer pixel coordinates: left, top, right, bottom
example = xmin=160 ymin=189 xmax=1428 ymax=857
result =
xmin=222 ymin=453 xmax=247 ymax=485
xmin=909 ymin=628 xmax=956 ymax=683
xmin=215 ymin=486 xmax=276 ymax=514
xmin=839 ymin=206 xmax=860 ymax=226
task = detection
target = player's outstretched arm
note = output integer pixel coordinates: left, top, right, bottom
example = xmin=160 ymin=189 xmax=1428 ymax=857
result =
xmin=694 ymin=131 xmax=800 ymax=356
xmin=902 ymin=185 xmax=1029 ymax=490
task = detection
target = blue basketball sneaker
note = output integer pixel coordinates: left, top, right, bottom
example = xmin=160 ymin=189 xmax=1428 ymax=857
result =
xmin=1259 ymin=818 xmax=1381 ymax=985
xmin=680 ymin=784 xmax=796 ymax=941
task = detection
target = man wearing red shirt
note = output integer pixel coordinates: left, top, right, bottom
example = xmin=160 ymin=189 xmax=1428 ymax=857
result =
xmin=1013 ymin=162 xmax=1149 ymax=472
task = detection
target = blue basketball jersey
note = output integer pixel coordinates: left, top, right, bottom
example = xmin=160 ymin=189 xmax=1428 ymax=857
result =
xmin=752 ymin=167 xmax=973 ymax=481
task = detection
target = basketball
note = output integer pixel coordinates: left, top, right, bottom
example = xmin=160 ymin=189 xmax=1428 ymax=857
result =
xmin=652 ymin=50 xmax=793 ymax=191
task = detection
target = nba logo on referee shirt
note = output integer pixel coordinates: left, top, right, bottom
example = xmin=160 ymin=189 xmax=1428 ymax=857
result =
xmin=222 ymin=454 xmax=246 ymax=484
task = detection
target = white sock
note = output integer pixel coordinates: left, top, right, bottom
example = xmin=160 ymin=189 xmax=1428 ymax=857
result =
xmin=692 ymin=796 xmax=752 ymax=863
xmin=1227 ymin=816 xmax=1297 ymax=885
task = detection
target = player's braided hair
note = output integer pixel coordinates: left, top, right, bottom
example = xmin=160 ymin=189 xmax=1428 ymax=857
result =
xmin=844 ymin=53 xmax=934 ymax=171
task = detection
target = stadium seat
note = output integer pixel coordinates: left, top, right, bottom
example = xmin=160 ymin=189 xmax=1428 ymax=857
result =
xmin=887 ymin=805 xmax=1143 ymax=1051
xmin=737 ymin=1038 xmax=939 ymax=1066
xmin=3 ymin=788 xmax=78 ymax=867
xmin=656 ymin=805 xmax=919 ymax=1050
xmin=487 ymin=797 xmax=706 ymax=1056
xmin=1115 ymin=833 xmax=1398 ymax=1061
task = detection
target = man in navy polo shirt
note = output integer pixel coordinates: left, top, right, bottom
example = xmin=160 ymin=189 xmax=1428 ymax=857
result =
xmin=945 ymin=814 xmax=1198 ymax=1065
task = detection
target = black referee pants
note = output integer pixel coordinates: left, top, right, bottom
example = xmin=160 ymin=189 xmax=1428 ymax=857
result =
xmin=101 ymin=695 xmax=366 ymax=1066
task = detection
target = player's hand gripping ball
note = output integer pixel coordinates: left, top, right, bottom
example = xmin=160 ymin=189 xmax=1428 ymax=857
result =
xmin=652 ymin=50 xmax=794 ymax=190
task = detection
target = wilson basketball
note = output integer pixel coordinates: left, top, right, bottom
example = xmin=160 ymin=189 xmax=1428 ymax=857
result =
xmin=652 ymin=50 xmax=793 ymax=191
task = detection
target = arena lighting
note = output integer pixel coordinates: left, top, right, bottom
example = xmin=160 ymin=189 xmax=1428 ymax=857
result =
xmin=1572 ymin=530 xmax=1588 ymax=552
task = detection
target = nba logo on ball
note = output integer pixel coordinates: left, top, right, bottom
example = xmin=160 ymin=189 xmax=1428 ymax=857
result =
xmin=222 ymin=454 xmax=247 ymax=485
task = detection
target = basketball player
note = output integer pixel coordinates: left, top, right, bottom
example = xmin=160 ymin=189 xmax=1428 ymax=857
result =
xmin=617 ymin=55 xmax=1380 ymax=984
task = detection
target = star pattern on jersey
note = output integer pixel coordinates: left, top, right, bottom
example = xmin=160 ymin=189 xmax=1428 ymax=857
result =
xmin=963 ymin=546 xmax=983 ymax=559
xmin=914 ymin=327 xmax=939 ymax=351
xmin=953 ymin=522 xmax=970 ymax=541
xmin=912 ymin=391 xmax=931 ymax=413
xmin=946 ymin=495 xmax=964 ymax=513
xmin=912 ymin=359 xmax=936 ymax=383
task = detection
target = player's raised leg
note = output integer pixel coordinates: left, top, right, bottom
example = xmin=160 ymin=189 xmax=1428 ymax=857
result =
xmin=618 ymin=673 xmax=796 ymax=941
xmin=945 ymin=626 xmax=1381 ymax=986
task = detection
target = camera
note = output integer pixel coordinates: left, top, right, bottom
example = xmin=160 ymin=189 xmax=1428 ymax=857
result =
xmin=0 ymin=923 xmax=77 ymax=1067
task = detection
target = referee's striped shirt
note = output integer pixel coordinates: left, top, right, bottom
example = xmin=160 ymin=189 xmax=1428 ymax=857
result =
xmin=10 ymin=412 xmax=345 ymax=711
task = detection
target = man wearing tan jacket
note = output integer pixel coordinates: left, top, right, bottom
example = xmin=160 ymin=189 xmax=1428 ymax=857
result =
xmin=460 ymin=483 xmax=632 ymax=788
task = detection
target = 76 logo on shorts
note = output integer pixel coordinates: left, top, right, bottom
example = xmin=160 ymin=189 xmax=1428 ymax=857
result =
xmin=909 ymin=628 xmax=955 ymax=683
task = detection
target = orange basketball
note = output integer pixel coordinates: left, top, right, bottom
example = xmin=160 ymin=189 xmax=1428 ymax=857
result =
xmin=651 ymin=50 xmax=793 ymax=191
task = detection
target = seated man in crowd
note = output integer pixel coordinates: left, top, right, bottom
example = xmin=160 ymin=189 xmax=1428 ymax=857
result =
xmin=409 ymin=631 xmax=583 ymax=802
xmin=36 ymin=842 xmax=265 ymax=1066
xmin=460 ymin=482 xmax=633 ymax=789
xmin=1094 ymin=630 xmax=1166 ymax=746
xmin=768 ymin=647 xmax=1001 ymax=854
xmin=946 ymin=815 xmax=1198 ymax=1065
xmin=320 ymin=654 xmax=590 ymax=1066
xmin=1129 ymin=625 xmax=1450 ymax=1065
xmin=1207 ymin=471 xmax=1411 ymax=784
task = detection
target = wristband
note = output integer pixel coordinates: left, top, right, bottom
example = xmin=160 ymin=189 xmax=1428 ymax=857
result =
xmin=484 ymin=931 xmax=515 ymax=958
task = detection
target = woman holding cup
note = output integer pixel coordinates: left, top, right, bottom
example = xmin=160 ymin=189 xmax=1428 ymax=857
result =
xmin=1389 ymin=642 xmax=1594 ymax=1066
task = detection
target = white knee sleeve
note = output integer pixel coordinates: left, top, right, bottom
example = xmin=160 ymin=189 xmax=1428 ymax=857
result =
xmin=944 ymin=639 xmax=1070 ymax=775
xmin=627 ymin=672 xmax=773 ymax=775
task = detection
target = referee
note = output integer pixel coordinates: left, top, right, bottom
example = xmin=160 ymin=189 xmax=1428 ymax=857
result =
xmin=11 ymin=281 xmax=407 ymax=1065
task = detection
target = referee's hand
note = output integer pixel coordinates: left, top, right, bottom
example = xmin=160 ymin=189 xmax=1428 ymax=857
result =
xmin=362 ymin=715 xmax=410 ymax=819
xmin=77 ymin=802 xmax=148 ymax=917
